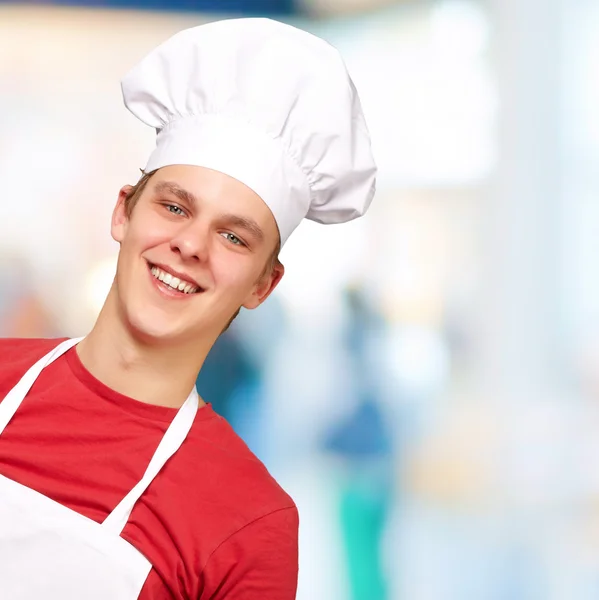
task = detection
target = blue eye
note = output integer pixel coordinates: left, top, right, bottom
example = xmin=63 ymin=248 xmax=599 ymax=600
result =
xmin=222 ymin=232 xmax=245 ymax=246
xmin=166 ymin=204 xmax=185 ymax=216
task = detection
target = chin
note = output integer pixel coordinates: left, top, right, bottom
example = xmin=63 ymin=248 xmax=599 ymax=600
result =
xmin=128 ymin=321 xmax=179 ymax=345
xmin=117 ymin=280 xmax=235 ymax=344
xmin=122 ymin=304 xmax=186 ymax=345
xmin=126 ymin=305 xmax=227 ymax=347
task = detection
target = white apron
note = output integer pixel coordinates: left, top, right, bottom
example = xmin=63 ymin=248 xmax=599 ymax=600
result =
xmin=0 ymin=337 xmax=199 ymax=599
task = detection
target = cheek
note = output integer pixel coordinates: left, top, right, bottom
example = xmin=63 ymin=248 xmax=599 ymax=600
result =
xmin=211 ymin=254 xmax=261 ymax=295
xmin=123 ymin=217 xmax=174 ymax=253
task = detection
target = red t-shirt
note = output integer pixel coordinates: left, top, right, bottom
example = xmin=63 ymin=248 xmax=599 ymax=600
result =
xmin=0 ymin=338 xmax=299 ymax=599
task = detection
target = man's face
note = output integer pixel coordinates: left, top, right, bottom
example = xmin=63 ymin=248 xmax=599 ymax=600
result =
xmin=111 ymin=165 xmax=284 ymax=345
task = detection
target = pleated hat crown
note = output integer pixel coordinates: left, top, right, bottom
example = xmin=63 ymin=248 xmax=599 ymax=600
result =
xmin=121 ymin=18 xmax=377 ymax=244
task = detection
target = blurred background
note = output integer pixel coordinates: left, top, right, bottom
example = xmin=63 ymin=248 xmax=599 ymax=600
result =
xmin=1 ymin=0 xmax=599 ymax=597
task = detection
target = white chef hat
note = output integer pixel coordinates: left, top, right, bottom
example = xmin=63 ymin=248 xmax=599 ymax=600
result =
xmin=121 ymin=18 xmax=376 ymax=245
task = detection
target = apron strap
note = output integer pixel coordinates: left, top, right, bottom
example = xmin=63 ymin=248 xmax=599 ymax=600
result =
xmin=102 ymin=387 xmax=199 ymax=536
xmin=0 ymin=336 xmax=199 ymax=537
xmin=0 ymin=338 xmax=83 ymax=436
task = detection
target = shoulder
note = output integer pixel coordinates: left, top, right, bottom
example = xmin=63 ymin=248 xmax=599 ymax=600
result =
xmin=185 ymin=418 xmax=299 ymax=598
xmin=0 ymin=337 xmax=67 ymax=390
xmin=165 ymin=412 xmax=297 ymax=546
xmin=146 ymin=413 xmax=299 ymax=598
xmin=190 ymin=413 xmax=295 ymax=513
xmin=0 ymin=337 xmax=67 ymax=363
xmin=0 ymin=337 xmax=68 ymax=399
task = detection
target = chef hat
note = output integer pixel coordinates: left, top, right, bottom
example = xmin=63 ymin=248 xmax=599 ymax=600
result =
xmin=121 ymin=18 xmax=377 ymax=245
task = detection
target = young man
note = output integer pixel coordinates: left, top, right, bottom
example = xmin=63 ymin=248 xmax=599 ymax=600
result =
xmin=0 ymin=18 xmax=376 ymax=599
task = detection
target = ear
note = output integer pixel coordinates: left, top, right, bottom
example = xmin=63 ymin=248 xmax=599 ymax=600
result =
xmin=111 ymin=186 xmax=133 ymax=244
xmin=243 ymin=261 xmax=285 ymax=310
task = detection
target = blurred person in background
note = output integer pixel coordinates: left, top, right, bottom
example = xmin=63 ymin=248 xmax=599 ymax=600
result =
xmin=323 ymin=286 xmax=395 ymax=600
xmin=194 ymin=324 xmax=256 ymax=424
xmin=196 ymin=295 xmax=287 ymax=461
xmin=0 ymin=17 xmax=376 ymax=600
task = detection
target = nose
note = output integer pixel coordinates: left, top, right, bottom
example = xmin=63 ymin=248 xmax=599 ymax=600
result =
xmin=169 ymin=222 xmax=209 ymax=263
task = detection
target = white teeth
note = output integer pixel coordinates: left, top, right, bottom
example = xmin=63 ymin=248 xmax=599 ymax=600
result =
xmin=150 ymin=265 xmax=199 ymax=294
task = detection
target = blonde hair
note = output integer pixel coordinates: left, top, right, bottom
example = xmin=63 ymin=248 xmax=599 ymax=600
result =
xmin=124 ymin=169 xmax=155 ymax=216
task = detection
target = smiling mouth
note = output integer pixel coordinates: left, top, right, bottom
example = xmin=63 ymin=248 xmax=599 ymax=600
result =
xmin=149 ymin=264 xmax=202 ymax=295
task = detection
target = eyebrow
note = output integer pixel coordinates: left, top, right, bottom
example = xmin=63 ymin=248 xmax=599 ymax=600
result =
xmin=219 ymin=213 xmax=265 ymax=243
xmin=153 ymin=180 xmax=265 ymax=243
xmin=153 ymin=181 xmax=199 ymax=208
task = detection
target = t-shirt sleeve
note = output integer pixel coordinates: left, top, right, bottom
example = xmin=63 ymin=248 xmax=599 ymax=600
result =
xmin=199 ymin=506 xmax=299 ymax=600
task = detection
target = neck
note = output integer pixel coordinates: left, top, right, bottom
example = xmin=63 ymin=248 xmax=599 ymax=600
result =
xmin=76 ymin=287 xmax=212 ymax=409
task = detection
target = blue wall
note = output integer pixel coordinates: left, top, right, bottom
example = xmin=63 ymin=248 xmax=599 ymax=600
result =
xmin=2 ymin=0 xmax=298 ymax=15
